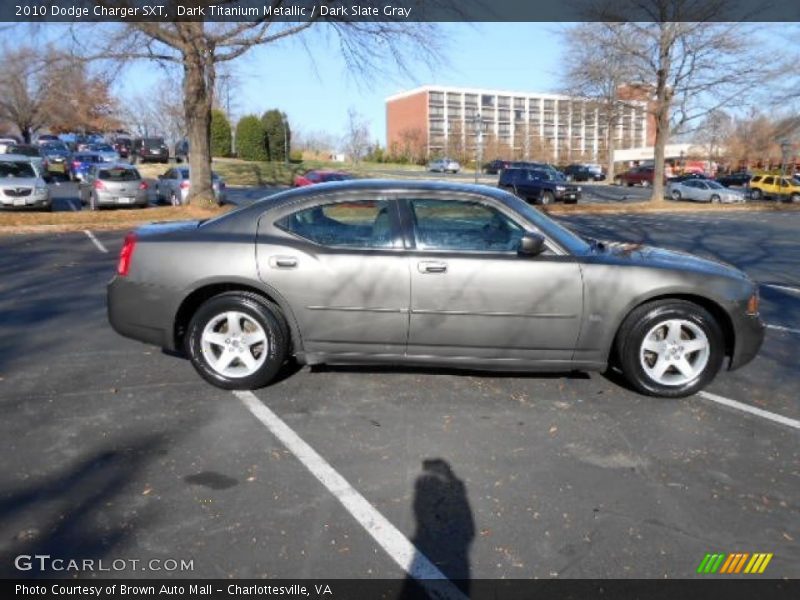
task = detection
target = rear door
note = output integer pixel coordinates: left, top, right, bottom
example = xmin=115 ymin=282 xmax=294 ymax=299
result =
xmin=256 ymin=194 xmax=410 ymax=357
xmin=400 ymin=194 xmax=583 ymax=363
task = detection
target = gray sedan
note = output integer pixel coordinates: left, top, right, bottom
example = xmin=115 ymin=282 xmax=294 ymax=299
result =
xmin=667 ymin=179 xmax=746 ymax=203
xmin=155 ymin=167 xmax=226 ymax=206
xmin=108 ymin=180 xmax=764 ymax=398
xmin=80 ymin=163 xmax=148 ymax=209
xmin=0 ymin=155 xmax=51 ymax=211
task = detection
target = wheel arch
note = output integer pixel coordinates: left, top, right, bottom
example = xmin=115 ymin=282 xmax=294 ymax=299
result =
xmin=608 ymin=292 xmax=735 ymax=365
xmin=173 ymin=280 xmax=303 ymax=356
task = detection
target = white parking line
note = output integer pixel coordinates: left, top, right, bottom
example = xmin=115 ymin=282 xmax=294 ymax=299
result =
xmin=84 ymin=230 xmax=108 ymax=253
xmin=235 ymin=390 xmax=467 ymax=600
xmin=762 ymin=283 xmax=800 ymax=295
xmin=698 ymin=391 xmax=800 ymax=431
xmin=766 ymin=324 xmax=800 ymax=335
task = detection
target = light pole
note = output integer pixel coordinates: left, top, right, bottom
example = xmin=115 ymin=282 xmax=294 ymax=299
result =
xmin=280 ymin=113 xmax=290 ymax=164
xmin=472 ymin=112 xmax=484 ymax=184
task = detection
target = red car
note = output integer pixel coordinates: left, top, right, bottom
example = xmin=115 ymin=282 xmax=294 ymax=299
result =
xmin=293 ymin=170 xmax=354 ymax=187
xmin=615 ymin=166 xmax=670 ymax=187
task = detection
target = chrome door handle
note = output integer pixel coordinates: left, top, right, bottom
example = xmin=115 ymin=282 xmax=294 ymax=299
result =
xmin=269 ymin=255 xmax=298 ymax=269
xmin=418 ymin=261 xmax=448 ymax=274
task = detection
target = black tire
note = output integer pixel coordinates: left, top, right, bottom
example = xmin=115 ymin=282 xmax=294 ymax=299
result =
xmin=169 ymin=191 xmax=179 ymax=206
xmin=89 ymin=194 xmax=98 ymax=211
xmin=614 ymin=299 xmax=725 ymax=398
xmin=790 ymin=193 xmax=800 ymax=203
xmin=539 ymin=191 xmax=555 ymax=205
xmin=186 ymin=292 xmax=289 ymax=390
xmin=671 ymin=190 xmax=682 ymax=201
xmin=750 ymin=188 xmax=762 ymax=201
xmin=710 ymin=194 xmax=721 ymax=204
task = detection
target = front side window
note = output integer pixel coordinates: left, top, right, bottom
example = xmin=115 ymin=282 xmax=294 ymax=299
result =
xmin=278 ymin=199 xmax=394 ymax=249
xmin=762 ymin=176 xmax=774 ymax=185
xmin=410 ymin=199 xmax=525 ymax=252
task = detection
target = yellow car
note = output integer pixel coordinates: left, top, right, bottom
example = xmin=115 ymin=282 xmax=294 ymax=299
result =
xmin=749 ymin=174 xmax=800 ymax=202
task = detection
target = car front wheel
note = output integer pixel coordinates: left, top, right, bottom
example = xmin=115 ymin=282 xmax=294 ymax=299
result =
xmin=615 ymin=299 xmax=724 ymax=398
xmin=186 ymin=292 xmax=288 ymax=390
xmin=671 ymin=190 xmax=682 ymax=200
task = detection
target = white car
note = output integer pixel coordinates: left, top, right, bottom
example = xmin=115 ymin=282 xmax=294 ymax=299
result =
xmin=0 ymin=154 xmax=52 ymax=211
xmin=667 ymin=179 xmax=746 ymax=203
xmin=428 ymin=157 xmax=461 ymax=173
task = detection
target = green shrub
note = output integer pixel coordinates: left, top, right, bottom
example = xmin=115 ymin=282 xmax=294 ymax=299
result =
xmin=235 ymin=115 xmax=268 ymax=161
xmin=210 ymin=109 xmax=232 ymax=157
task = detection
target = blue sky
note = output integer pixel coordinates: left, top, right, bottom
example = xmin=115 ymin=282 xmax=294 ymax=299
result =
xmin=114 ymin=23 xmax=569 ymax=146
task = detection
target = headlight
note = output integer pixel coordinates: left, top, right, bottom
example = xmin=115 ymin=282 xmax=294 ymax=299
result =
xmin=577 ymin=186 xmax=582 ymax=192
xmin=34 ymin=186 xmax=48 ymax=195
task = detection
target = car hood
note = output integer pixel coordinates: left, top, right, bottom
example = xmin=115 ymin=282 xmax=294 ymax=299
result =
xmin=588 ymin=240 xmax=750 ymax=281
xmin=0 ymin=177 xmax=41 ymax=187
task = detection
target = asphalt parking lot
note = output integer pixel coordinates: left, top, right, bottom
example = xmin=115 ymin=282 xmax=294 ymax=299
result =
xmin=0 ymin=208 xmax=797 ymax=583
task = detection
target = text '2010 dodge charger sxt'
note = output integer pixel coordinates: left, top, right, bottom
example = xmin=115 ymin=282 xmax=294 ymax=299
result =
xmin=107 ymin=180 xmax=764 ymax=398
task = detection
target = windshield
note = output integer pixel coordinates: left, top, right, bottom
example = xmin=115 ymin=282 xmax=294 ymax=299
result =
xmin=91 ymin=144 xmax=115 ymax=152
xmin=7 ymin=145 xmax=40 ymax=157
xmin=41 ymin=144 xmax=68 ymax=154
xmin=0 ymin=161 xmax=36 ymax=178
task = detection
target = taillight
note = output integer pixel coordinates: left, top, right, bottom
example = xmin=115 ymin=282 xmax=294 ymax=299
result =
xmin=72 ymin=161 xmax=80 ymax=168
xmin=179 ymin=181 xmax=190 ymax=189
xmin=93 ymin=179 xmax=105 ymax=190
xmin=138 ymin=181 xmax=148 ymax=190
xmin=117 ymin=232 xmax=136 ymax=277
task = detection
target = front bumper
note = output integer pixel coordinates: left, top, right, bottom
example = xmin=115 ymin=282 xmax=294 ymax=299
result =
xmin=729 ymin=311 xmax=766 ymax=370
xmin=0 ymin=194 xmax=51 ymax=209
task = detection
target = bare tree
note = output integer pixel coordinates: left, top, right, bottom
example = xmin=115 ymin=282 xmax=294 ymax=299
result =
xmin=588 ymin=1 xmax=764 ymax=200
xmin=0 ymin=46 xmax=53 ymax=142
xmin=559 ymin=23 xmax=637 ymax=183
xmin=343 ymin=107 xmax=370 ymax=163
xmin=60 ymin=2 xmax=451 ymax=206
xmin=120 ymin=79 xmax=186 ymax=147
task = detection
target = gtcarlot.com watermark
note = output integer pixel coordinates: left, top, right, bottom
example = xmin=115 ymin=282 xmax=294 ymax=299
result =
xmin=14 ymin=554 xmax=194 ymax=573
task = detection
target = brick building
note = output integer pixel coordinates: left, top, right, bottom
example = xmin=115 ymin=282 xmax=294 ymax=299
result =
xmin=386 ymin=84 xmax=656 ymax=164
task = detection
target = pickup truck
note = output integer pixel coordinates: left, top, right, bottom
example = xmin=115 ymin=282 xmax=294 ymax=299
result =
xmin=498 ymin=167 xmax=581 ymax=205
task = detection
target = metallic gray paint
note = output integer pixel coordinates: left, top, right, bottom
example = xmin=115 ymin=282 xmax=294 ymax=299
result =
xmin=107 ymin=180 xmax=764 ymax=377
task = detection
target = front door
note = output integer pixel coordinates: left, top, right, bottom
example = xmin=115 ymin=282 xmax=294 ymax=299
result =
xmin=402 ymin=197 xmax=583 ymax=363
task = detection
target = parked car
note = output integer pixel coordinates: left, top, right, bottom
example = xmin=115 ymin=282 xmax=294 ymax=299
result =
xmin=174 ymin=139 xmax=189 ymax=163
xmin=483 ymin=159 xmax=511 ymax=175
xmin=5 ymin=144 xmax=46 ymax=175
xmin=113 ymin=136 xmax=133 ymax=159
xmin=88 ymin=143 xmax=120 ymax=163
xmin=498 ymin=167 xmax=581 ymax=204
xmin=747 ymin=174 xmax=800 ymax=202
xmin=107 ymin=179 xmax=764 ymax=398
xmin=293 ymin=170 xmax=355 ymax=187
xmin=131 ymin=137 xmax=169 ymax=164
xmin=69 ymin=152 xmax=104 ymax=182
xmin=667 ymin=179 xmax=746 ymax=203
xmin=34 ymin=134 xmax=60 ymax=146
xmin=0 ymin=155 xmax=52 ymax=211
xmin=0 ymin=137 xmax=22 ymax=154
xmin=155 ymin=167 xmax=226 ymax=206
xmin=715 ymin=172 xmax=752 ymax=188
xmin=79 ymin=163 xmax=148 ymax=209
xmin=615 ymin=165 xmax=667 ymax=187
xmin=39 ymin=142 xmax=72 ymax=177
xmin=427 ymin=157 xmax=461 ymax=173
xmin=563 ymin=163 xmax=605 ymax=182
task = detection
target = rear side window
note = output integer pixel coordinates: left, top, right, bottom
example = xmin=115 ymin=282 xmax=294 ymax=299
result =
xmin=98 ymin=168 xmax=141 ymax=182
xmin=762 ymin=176 xmax=774 ymax=185
xmin=277 ymin=200 xmax=395 ymax=249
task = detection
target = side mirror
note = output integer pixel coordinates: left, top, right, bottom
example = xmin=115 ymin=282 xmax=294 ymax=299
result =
xmin=518 ymin=232 xmax=546 ymax=257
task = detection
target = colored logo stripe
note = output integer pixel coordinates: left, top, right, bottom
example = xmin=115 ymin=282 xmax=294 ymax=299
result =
xmin=698 ymin=552 xmax=772 ymax=574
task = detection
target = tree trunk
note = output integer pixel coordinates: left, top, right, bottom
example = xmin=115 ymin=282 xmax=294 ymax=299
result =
xmin=651 ymin=25 xmax=673 ymax=203
xmin=606 ymin=111 xmax=616 ymax=185
xmin=182 ymin=29 xmax=215 ymax=207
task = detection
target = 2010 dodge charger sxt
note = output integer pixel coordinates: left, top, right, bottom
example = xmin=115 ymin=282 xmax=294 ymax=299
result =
xmin=107 ymin=180 xmax=764 ymax=398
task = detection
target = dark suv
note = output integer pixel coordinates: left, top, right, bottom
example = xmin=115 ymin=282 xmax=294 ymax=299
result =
xmin=498 ymin=167 xmax=581 ymax=204
xmin=131 ymin=137 xmax=169 ymax=164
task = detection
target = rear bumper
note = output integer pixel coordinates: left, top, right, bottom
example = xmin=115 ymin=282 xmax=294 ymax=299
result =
xmin=729 ymin=311 xmax=766 ymax=371
xmin=107 ymin=276 xmax=174 ymax=349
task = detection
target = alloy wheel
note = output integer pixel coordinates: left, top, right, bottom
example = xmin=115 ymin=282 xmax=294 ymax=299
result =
xmin=639 ymin=319 xmax=710 ymax=386
xmin=200 ymin=311 xmax=268 ymax=378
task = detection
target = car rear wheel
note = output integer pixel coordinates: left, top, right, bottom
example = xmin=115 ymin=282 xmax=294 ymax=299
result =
xmin=671 ymin=190 xmax=682 ymax=200
xmin=186 ymin=292 xmax=288 ymax=390
xmin=750 ymin=188 xmax=762 ymax=200
xmin=790 ymin=193 xmax=800 ymax=203
xmin=641 ymin=179 xmax=650 ymax=188
xmin=615 ymin=299 xmax=724 ymax=398
xmin=710 ymin=194 xmax=721 ymax=203
xmin=539 ymin=191 xmax=554 ymax=205
xmin=169 ymin=191 xmax=179 ymax=206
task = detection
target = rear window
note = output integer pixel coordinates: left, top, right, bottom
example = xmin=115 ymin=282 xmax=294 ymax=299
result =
xmin=143 ymin=139 xmax=165 ymax=148
xmin=0 ymin=161 xmax=36 ymax=178
xmin=98 ymin=167 xmax=141 ymax=181
xmin=7 ymin=145 xmax=39 ymax=157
